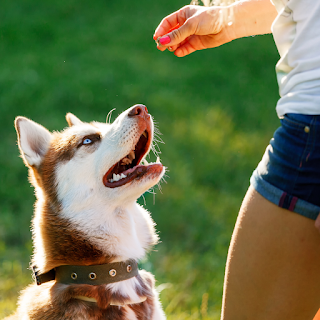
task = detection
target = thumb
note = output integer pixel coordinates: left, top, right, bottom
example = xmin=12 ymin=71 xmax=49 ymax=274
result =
xmin=158 ymin=21 xmax=194 ymax=47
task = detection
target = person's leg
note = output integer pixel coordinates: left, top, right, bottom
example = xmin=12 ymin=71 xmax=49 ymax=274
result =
xmin=221 ymin=186 xmax=320 ymax=320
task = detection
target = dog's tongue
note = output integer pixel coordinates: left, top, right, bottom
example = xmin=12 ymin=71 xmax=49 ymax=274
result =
xmin=122 ymin=166 xmax=138 ymax=176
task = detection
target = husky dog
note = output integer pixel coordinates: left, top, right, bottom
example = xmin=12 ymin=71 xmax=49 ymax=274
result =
xmin=7 ymin=105 xmax=166 ymax=320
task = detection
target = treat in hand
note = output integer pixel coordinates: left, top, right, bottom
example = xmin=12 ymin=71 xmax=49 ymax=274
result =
xmin=155 ymin=24 xmax=180 ymax=47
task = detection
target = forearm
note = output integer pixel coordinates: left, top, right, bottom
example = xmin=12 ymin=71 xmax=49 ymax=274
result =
xmin=229 ymin=0 xmax=278 ymax=40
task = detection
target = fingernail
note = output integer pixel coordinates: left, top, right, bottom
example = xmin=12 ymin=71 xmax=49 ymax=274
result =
xmin=159 ymin=35 xmax=171 ymax=46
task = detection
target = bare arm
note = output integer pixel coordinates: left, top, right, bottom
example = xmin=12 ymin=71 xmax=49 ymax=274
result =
xmin=232 ymin=0 xmax=278 ymax=38
xmin=153 ymin=0 xmax=278 ymax=57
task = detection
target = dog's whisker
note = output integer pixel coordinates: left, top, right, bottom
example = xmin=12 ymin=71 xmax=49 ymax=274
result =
xmin=140 ymin=194 xmax=147 ymax=206
xmin=153 ymin=137 xmax=165 ymax=145
xmin=106 ymin=108 xmax=116 ymax=124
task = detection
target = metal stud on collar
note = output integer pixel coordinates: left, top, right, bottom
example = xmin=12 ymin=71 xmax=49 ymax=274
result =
xmin=109 ymin=269 xmax=117 ymax=277
xmin=71 ymin=273 xmax=78 ymax=280
xmin=89 ymin=272 xmax=97 ymax=280
xmin=127 ymin=265 xmax=132 ymax=273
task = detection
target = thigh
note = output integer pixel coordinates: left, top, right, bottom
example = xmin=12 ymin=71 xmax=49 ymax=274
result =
xmin=221 ymin=186 xmax=320 ymax=320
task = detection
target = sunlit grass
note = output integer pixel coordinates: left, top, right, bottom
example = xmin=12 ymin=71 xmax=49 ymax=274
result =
xmin=0 ymin=250 xmax=31 ymax=317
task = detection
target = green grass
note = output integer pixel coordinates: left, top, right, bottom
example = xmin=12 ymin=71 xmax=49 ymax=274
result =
xmin=0 ymin=0 xmax=280 ymax=318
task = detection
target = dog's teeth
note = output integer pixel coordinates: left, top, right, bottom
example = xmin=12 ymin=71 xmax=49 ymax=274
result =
xmin=142 ymin=159 xmax=149 ymax=165
xmin=110 ymin=173 xmax=126 ymax=183
xmin=142 ymin=131 xmax=147 ymax=138
xmin=121 ymin=158 xmax=131 ymax=165
xmin=128 ymin=151 xmax=135 ymax=161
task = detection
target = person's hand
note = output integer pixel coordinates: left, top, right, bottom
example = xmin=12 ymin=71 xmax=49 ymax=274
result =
xmin=153 ymin=1 xmax=278 ymax=57
xmin=153 ymin=5 xmax=236 ymax=57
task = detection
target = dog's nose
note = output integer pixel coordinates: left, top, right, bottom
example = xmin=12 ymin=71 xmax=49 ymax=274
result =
xmin=128 ymin=105 xmax=148 ymax=118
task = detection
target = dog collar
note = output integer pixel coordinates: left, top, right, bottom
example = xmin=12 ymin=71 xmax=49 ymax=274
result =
xmin=33 ymin=259 xmax=138 ymax=286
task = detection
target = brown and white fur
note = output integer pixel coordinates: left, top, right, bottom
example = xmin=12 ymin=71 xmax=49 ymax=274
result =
xmin=7 ymin=105 xmax=166 ymax=320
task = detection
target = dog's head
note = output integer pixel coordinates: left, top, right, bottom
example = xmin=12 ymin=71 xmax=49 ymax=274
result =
xmin=15 ymin=105 xmax=164 ymax=214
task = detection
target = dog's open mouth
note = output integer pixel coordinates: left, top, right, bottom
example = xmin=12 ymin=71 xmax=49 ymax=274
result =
xmin=103 ymin=129 xmax=162 ymax=188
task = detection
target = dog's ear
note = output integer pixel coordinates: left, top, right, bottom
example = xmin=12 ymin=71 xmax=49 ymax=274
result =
xmin=15 ymin=117 xmax=52 ymax=167
xmin=66 ymin=113 xmax=83 ymax=127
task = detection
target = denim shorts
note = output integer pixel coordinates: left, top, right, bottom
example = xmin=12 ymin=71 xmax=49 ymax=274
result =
xmin=250 ymin=113 xmax=320 ymax=220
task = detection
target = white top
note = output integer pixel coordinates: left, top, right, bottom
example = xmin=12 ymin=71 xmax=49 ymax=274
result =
xmin=271 ymin=0 xmax=320 ymax=117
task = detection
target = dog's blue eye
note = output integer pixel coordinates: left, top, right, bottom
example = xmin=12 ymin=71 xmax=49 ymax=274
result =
xmin=82 ymin=138 xmax=92 ymax=145
xmin=78 ymin=134 xmax=101 ymax=148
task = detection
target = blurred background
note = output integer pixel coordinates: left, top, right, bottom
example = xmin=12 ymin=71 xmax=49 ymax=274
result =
xmin=0 ymin=0 xmax=280 ymax=318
